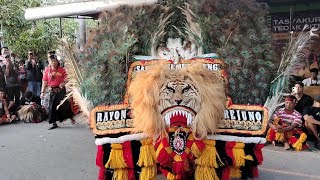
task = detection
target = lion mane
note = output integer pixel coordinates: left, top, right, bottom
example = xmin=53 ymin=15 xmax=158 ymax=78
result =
xmin=128 ymin=62 xmax=226 ymax=138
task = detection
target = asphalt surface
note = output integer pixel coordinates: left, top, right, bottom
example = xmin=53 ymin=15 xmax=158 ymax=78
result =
xmin=0 ymin=121 xmax=97 ymax=180
xmin=1 ymin=121 xmax=320 ymax=180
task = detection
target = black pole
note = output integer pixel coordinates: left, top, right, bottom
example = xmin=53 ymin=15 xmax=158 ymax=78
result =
xmin=59 ymin=18 xmax=62 ymax=38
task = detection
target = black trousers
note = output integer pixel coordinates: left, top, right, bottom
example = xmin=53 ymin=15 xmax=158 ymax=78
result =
xmin=48 ymin=88 xmax=74 ymax=124
xmin=6 ymin=86 xmax=20 ymax=107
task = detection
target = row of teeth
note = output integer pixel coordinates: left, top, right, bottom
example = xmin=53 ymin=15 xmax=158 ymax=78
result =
xmin=163 ymin=110 xmax=193 ymax=126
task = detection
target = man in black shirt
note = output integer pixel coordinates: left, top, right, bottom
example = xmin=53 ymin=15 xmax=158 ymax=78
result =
xmin=303 ymin=95 xmax=320 ymax=149
xmin=292 ymin=81 xmax=313 ymax=114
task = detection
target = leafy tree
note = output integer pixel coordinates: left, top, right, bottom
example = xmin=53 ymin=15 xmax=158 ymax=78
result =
xmin=0 ymin=0 xmax=52 ymax=60
xmin=0 ymin=0 xmax=97 ymax=60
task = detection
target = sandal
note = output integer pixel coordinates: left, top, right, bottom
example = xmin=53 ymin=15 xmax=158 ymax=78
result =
xmin=284 ymin=142 xmax=290 ymax=150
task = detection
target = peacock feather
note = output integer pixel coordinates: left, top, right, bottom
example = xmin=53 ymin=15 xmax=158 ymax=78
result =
xmin=264 ymin=26 xmax=318 ymax=117
xmin=189 ymin=0 xmax=278 ymax=104
xmin=61 ymin=0 xmax=288 ymax=121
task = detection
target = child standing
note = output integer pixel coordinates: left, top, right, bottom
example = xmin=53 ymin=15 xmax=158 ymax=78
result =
xmin=18 ymin=60 xmax=28 ymax=97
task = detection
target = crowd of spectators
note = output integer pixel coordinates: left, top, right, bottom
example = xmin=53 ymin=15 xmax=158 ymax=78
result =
xmin=0 ymin=47 xmax=76 ymax=129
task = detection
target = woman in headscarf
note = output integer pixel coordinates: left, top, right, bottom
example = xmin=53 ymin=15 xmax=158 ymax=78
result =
xmin=40 ymin=54 xmax=74 ymax=130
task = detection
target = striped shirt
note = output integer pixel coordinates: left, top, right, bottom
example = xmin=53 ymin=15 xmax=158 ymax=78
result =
xmin=273 ymin=108 xmax=302 ymax=127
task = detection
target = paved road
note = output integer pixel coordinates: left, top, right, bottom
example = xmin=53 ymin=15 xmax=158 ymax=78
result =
xmin=1 ymin=121 xmax=320 ymax=180
xmin=0 ymin=121 xmax=97 ymax=180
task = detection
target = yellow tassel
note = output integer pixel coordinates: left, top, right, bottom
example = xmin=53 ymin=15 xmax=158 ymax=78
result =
xmin=138 ymin=138 xmax=157 ymax=180
xmin=233 ymin=142 xmax=253 ymax=167
xmin=194 ymin=140 xmax=221 ymax=180
xmin=191 ymin=142 xmax=202 ymax=158
xmin=292 ymin=133 xmax=307 ymax=151
xmin=105 ymin=143 xmax=127 ymax=169
xmin=195 ymin=140 xmax=223 ymax=168
xmin=112 ymin=168 xmax=128 ymax=180
xmin=138 ymin=138 xmax=156 ymax=166
xmin=140 ymin=166 xmax=157 ymax=180
xmin=167 ymin=172 xmax=176 ymax=180
xmin=195 ymin=166 xmax=219 ymax=180
xmin=230 ymin=166 xmax=241 ymax=178
xmin=275 ymin=133 xmax=285 ymax=142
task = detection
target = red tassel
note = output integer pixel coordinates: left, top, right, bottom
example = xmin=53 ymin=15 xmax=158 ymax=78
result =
xmin=96 ymin=145 xmax=104 ymax=168
xmin=254 ymin=144 xmax=264 ymax=165
xmin=222 ymin=166 xmax=231 ymax=180
xmin=222 ymin=142 xmax=236 ymax=180
xmin=122 ymin=142 xmax=134 ymax=168
xmin=122 ymin=141 xmax=135 ymax=180
xmin=252 ymin=166 xmax=259 ymax=178
xmin=98 ymin=168 xmax=106 ymax=180
xmin=225 ymin=142 xmax=236 ymax=165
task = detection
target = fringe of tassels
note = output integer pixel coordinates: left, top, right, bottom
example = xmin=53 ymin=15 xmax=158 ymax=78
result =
xmin=96 ymin=139 xmax=265 ymax=180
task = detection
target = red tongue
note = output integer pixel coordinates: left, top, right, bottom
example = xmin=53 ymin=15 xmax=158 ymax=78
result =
xmin=170 ymin=114 xmax=187 ymax=127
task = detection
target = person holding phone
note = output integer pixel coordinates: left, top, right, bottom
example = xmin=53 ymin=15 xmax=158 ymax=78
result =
xmin=291 ymin=81 xmax=313 ymax=114
xmin=0 ymin=47 xmax=10 ymax=65
xmin=26 ymin=51 xmax=44 ymax=96
xmin=2 ymin=54 xmax=20 ymax=109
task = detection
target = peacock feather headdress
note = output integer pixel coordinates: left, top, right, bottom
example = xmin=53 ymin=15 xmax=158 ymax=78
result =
xmin=61 ymin=0 xmax=280 ymax=121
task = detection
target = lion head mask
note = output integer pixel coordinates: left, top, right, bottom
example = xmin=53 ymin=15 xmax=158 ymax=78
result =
xmin=129 ymin=62 xmax=226 ymax=139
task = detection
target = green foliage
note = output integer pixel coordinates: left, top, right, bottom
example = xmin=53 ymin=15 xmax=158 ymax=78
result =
xmin=13 ymin=25 xmax=58 ymax=60
xmin=0 ymin=0 xmax=97 ymax=60
xmin=0 ymin=0 xmax=51 ymax=60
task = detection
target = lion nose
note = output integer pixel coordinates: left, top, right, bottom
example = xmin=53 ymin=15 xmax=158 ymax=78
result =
xmin=175 ymin=100 xmax=182 ymax=105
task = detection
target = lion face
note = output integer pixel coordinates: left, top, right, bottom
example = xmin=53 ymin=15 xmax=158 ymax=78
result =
xmin=129 ymin=62 xmax=226 ymax=138
xmin=159 ymin=75 xmax=201 ymax=127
